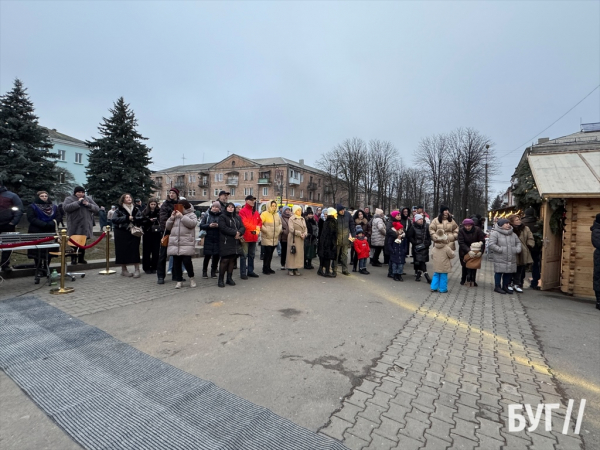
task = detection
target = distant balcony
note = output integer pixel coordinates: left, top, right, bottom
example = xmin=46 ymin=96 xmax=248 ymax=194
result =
xmin=198 ymin=179 xmax=209 ymax=188
xmin=174 ymin=182 xmax=185 ymax=190
xmin=226 ymin=177 xmax=238 ymax=186
xmin=307 ymin=182 xmax=317 ymax=191
xmin=288 ymin=177 xmax=300 ymax=186
xmin=258 ymin=177 xmax=271 ymax=185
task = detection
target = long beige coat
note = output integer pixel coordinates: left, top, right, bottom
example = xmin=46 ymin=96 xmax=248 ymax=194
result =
xmin=515 ymin=226 xmax=534 ymax=266
xmin=430 ymin=218 xmax=459 ymax=251
xmin=286 ymin=215 xmax=307 ymax=269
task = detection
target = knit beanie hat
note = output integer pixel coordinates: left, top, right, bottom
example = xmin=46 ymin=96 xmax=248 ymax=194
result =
xmin=390 ymin=210 xmax=400 ymax=219
xmin=292 ymin=205 xmax=302 ymax=215
xmin=327 ymin=207 xmax=338 ymax=218
xmin=74 ymin=186 xmax=85 ymax=194
xmin=375 ymin=208 xmax=383 ymax=216
xmin=462 ymin=218 xmax=474 ymax=226
xmin=392 ymin=222 xmax=404 ymax=231
xmin=169 ymin=187 xmax=180 ymax=197
xmin=497 ymin=218 xmax=509 ymax=226
xmin=356 ymin=225 xmax=364 ymax=235
xmin=211 ymin=201 xmax=221 ymax=210
xmin=436 ymin=228 xmax=448 ymax=242
xmin=440 ymin=205 xmax=449 ymax=215
xmin=414 ymin=214 xmax=423 ymax=221
xmin=336 ymin=204 xmax=346 ymax=213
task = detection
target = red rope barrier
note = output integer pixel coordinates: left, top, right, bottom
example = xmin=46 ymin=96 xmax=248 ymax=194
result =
xmin=68 ymin=232 xmax=106 ymax=249
xmin=0 ymin=236 xmax=56 ymax=249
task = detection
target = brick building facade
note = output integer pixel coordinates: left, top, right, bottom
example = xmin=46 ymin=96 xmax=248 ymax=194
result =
xmin=150 ymin=154 xmax=349 ymax=209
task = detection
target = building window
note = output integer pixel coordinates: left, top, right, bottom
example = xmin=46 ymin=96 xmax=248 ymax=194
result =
xmin=230 ymin=188 xmax=235 ymax=197
xmin=262 ymin=187 xmax=268 ymax=196
xmin=300 ymin=174 xmax=304 ymax=182
xmin=187 ymin=189 xmax=195 ymax=197
xmin=188 ymin=174 xmax=196 ymax=183
xmin=309 ymin=191 xmax=313 ymax=201
xmin=300 ymin=190 xmax=303 ymax=199
xmin=215 ymin=173 xmax=223 ymax=182
xmin=201 ymin=176 xmax=208 ymax=185
xmin=214 ymin=188 xmax=220 ymax=196
xmin=232 ymin=161 xmax=235 ymax=167
xmin=318 ymin=192 xmax=321 ymax=201
xmin=59 ymin=172 xmax=65 ymax=184
xmin=57 ymin=150 xmax=66 ymax=161
xmin=203 ymin=189 xmax=207 ymax=196
xmin=244 ymin=172 xmax=248 ymax=181
xmin=250 ymin=172 xmax=254 ymax=181
xmin=290 ymin=169 xmax=294 ymax=178
xmin=290 ymin=188 xmax=295 ymax=197
xmin=318 ymin=178 xmax=321 ymax=186
xmin=75 ymin=152 xmax=83 ymax=164
xmin=244 ymin=187 xmax=253 ymax=196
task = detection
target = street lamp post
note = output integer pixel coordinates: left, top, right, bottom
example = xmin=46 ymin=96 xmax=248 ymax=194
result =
xmin=485 ymin=144 xmax=490 ymax=228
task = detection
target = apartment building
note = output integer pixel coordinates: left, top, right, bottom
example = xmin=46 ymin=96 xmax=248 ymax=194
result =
xmin=151 ymin=154 xmax=348 ymax=208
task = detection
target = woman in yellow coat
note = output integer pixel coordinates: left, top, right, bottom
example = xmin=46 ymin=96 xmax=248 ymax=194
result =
xmin=286 ymin=205 xmax=307 ymax=276
xmin=260 ymin=200 xmax=282 ymax=275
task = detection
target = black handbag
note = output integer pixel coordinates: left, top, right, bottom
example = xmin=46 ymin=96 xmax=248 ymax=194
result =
xmin=290 ymin=233 xmax=297 ymax=254
xmin=414 ymin=243 xmax=426 ymax=252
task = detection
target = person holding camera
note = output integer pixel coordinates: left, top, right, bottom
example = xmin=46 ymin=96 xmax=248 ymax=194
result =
xmin=63 ymin=186 xmax=99 ymax=265
xmin=238 ymin=195 xmax=262 ymax=279
xmin=286 ymin=205 xmax=307 ymax=276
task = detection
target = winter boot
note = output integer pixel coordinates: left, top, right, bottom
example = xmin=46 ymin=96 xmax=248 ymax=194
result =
xmin=202 ymin=271 xmax=208 ymax=279
xmin=415 ymin=271 xmax=422 ymax=282
xmin=78 ymin=254 xmax=88 ymax=264
xmin=360 ymin=268 xmax=370 ymax=275
xmin=211 ymin=270 xmax=217 ymax=279
xmin=218 ymin=275 xmax=225 ymax=288
xmin=317 ymin=267 xmax=324 ymax=276
xmin=393 ymin=274 xmax=400 ymax=281
xmin=226 ymin=275 xmax=236 ymax=286
xmin=423 ymin=272 xmax=431 ymax=284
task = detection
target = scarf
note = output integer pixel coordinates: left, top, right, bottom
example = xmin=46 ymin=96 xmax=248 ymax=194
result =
xmin=122 ymin=203 xmax=134 ymax=216
xmin=32 ymin=202 xmax=56 ymax=222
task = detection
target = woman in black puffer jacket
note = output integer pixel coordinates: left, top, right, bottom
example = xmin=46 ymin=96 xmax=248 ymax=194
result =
xmin=217 ymin=202 xmax=245 ymax=288
xmin=200 ymin=201 xmax=222 ymax=279
xmin=457 ymin=218 xmax=486 ymax=286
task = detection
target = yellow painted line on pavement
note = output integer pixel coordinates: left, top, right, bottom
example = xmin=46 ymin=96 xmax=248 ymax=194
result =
xmin=368 ymin=284 xmax=600 ymax=397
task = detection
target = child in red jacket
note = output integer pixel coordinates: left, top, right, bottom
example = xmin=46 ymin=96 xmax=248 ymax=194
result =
xmin=353 ymin=226 xmax=371 ymax=275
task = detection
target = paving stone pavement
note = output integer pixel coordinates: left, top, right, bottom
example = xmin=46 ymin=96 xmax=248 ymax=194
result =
xmin=319 ymin=261 xmax=585 ymax=450
xmin=0 ymin=266 xmax=218 ymax=317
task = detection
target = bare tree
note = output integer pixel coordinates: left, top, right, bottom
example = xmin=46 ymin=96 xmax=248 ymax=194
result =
xmin=332 ymin=137 xmax=367 ymax=208
xmin=316 ymin=149 xmax=344 ymax=205
xmin=414 ymin=134 xmax=448 ymax=215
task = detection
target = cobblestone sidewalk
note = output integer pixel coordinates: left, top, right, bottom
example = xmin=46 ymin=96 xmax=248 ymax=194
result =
xmin=320 ymin=261 xmax=584 ymax=450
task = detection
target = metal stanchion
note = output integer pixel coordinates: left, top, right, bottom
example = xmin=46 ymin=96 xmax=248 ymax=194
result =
xmin=99 ymin=225 xmax=116 ymax=275
xmin=50 ymin=229 xmax=75 ymax=295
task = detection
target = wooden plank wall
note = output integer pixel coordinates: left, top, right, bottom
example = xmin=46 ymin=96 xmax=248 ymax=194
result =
xmin=561 ymin=198 xmax=600 ymax=299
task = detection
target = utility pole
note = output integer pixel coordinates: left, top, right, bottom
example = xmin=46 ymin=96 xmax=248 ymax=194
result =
xmin=182 ymin=154 xmax=186 ymax=166
xmin=485 ymin=144 xmax=490 ymax=229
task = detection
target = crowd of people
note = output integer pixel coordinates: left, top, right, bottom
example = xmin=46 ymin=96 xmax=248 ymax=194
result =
xmin=1 ymin=182 xmax=600 ymax=310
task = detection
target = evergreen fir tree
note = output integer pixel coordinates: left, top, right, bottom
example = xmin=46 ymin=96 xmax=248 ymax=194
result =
xmin=86 ymin=97 xmax=155 ymax=206
xmin=0 ymin=78 xmax=59 ymax=203
xmin=512 ymin=159 xmax=542 ymax=210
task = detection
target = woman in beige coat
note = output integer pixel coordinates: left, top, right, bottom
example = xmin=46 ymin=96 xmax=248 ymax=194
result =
xmin=508 ymin=214 xmax=534 ymax=293
xmin=429 ymin=205 xmax=459 ymax=250
xmin=286 ymin=205 xmax=307 ymax=276
xmin=166 ymin=200 xmax=198 ymax=289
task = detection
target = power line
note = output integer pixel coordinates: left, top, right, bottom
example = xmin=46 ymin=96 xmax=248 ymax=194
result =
xmin=499 ymin=84 xmax=600 ymax=158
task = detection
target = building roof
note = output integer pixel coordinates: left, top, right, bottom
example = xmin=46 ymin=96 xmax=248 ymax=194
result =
xmin=154 ymin=157 xmax=323 ymax=174
xmin=153 ymin=163 xmax=215 ymax=174
xmin=517 ymin=129 xmax=600 ymax=168
xmin=528 ymin=151 xmax=600 ymax=198
xmin=44 ymin=127 xmax=87 ymax=146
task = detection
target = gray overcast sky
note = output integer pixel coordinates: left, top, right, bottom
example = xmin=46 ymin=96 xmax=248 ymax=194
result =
xmin=1 ymin=1 xmax=599 ymax=197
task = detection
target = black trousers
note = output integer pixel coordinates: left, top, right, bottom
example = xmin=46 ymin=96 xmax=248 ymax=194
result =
xmin=172 ymin=255 xmax=194 ymax=279
xmin=262 ymin=245 xmax=276 ymax=273
xmin=280 ymin=241 xmax=288 ymax=268
xmin=371 ymin=246 xmax=383 ymax=264
xmin=414 ymin=261 xmax=427 ymax=272
xmin=514 ymin=265 xmax=527 ymax=287
xmin=157 ymin=244 xmax=168 ymax=280
xmin=0 ymin=224 xmax=15 ymax=269
xmin=142 ymin=232 xmax=161 ymax=272
xmin=203 ymin=254 xmax=220 ymax=273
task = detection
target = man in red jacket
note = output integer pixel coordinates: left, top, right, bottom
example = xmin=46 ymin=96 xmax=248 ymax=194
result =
xmin=238 ymin=195 xmax=263 ymax=279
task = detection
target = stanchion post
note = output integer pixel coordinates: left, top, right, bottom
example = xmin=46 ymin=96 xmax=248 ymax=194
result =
xmin=50 ymin=229 xmax=74 ymax=295
xmin=99 ymin=225 xmax=116 ymax=275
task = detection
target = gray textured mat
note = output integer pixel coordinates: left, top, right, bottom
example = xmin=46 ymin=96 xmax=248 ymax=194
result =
xmin=0 ymin=296 xmax=347 ymax=450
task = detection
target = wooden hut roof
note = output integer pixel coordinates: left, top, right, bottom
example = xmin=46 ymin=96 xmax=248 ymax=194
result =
xmin=528 ymin=151 xmax=600 ymax=198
